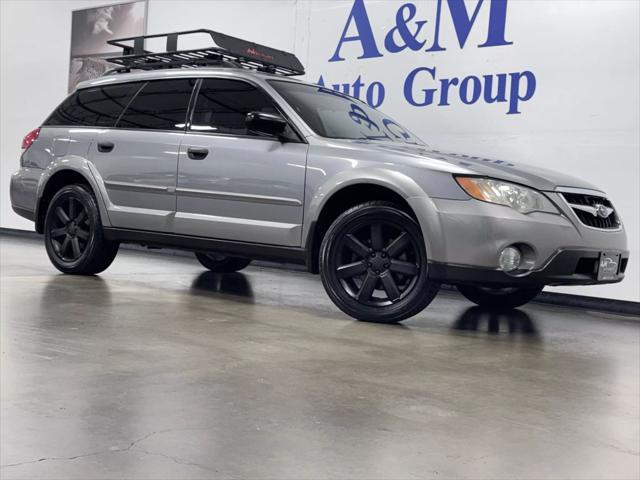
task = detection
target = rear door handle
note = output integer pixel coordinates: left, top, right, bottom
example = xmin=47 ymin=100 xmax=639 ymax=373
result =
xmin=187 ymin=147 xmax=209 ymax=160
xmin=97 ymin=141 xmax=114 ymax=153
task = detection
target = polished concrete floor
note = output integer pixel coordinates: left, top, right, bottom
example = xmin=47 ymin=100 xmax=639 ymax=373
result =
xmin=1 ymin=235 xmax=638 ymax=479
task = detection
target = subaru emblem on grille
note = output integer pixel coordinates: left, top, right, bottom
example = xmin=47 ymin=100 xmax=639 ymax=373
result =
xmin=567 ymin=200 xmax=615 ymax=219
xmin=594 ymin=204 xmax=614 ymax=218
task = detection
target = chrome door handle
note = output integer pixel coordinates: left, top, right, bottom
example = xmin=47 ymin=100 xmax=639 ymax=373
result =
xmin=187 ymin=147 xmax=209 ymax=160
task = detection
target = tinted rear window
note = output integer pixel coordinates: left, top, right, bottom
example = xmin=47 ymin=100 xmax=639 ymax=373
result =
xmin=116 ymin=79 xmax=196 ymax=131
xmin=44 ymin=83 xmax=141 ymax=127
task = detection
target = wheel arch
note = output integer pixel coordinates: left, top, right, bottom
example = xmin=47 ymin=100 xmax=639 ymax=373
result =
xmin=304 ymin=177 xmax=425 ymax=274
xmin=35 ymin=163 xmax=109 ymax=234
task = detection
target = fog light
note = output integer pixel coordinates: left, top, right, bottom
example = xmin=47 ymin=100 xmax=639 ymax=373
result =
xmin=499 ymin=246 xmax=522 ymax=272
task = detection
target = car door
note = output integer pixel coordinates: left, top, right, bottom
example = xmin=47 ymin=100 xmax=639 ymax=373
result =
xmin=90 ymin=78 xmax=196 ymax=232
xmin=174 ymin=77 xmax=308 ymax=247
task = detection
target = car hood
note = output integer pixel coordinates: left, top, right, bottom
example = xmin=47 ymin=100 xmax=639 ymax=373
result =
xmin=336 ymin=140 xmax=602 ymax=192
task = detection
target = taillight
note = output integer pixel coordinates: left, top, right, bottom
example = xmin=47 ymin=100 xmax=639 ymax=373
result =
xmin=22 ymin=128 xmax=40 ymax=150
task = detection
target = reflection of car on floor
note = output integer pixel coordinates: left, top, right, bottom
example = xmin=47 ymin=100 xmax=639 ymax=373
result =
xmin=10 ymin=29 xmax=629 ymax=323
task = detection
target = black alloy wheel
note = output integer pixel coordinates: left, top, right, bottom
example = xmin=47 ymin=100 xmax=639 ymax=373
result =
xmin=320 ymin=201 xmax=440 ymax=323
xmin=334 ymin=220 xmax=419 ymax=306
xmin=48 ymin=196 xmax=90 ymax=262
xmin=44 ymin=184 xmax=119 ymax=274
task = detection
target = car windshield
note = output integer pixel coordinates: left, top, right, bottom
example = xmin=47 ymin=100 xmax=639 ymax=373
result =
xmin=269 ymin=80 xmax=425 ymax=145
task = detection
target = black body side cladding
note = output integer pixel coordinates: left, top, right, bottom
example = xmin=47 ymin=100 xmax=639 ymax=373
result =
xmin=103 ymin=227 xmax=307 ymax=265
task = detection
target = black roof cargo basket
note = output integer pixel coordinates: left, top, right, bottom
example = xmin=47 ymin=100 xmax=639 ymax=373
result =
xmin=105 ymin=29 xmax=305 ymax=76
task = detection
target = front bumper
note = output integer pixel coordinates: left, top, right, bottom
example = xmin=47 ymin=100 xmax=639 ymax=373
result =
xmin=428 ymin=249 xmax=629 ymax=287
xmin=407 ymin=195 xmax=629 ymax=287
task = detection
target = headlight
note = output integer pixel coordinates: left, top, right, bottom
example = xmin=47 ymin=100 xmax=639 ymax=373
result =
xmin=455 ymin=176 xmax=558 ymax=214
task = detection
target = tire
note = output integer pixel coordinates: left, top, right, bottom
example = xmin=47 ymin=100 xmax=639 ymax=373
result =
xmin=194 ymin=252 xmax=252 ymax=273
xmin=319 ymin=201 xmax=440 ymax=323
xmin=44 ymin=184 xmax=119 ymax=275
xmin=456 ymin=284 xmax=542 ymax=309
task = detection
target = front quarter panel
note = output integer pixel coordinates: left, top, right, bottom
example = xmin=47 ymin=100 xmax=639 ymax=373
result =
xmin=303 ymin=140 xmax=467 ymax=258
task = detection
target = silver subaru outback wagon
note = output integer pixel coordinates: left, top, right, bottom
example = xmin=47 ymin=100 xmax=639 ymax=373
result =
xmin=10 ymin=30 xmax=629 ymax=323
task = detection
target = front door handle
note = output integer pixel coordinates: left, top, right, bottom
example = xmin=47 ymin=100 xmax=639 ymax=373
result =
xmin=97 ymin=141 xmax=114 ymax=153
xmin=187 ymin=147 xmax=209 ymax=160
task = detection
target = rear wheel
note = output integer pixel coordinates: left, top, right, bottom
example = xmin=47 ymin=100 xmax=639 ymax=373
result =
xmin=319 ymin=201 xmax=440 ymax=323
xmin=195 ymin=252 xmax=252 ymax=273
xmin=44 ymin=184 xmax=119 ymax=274
xmin=456 ymin=284 xmax=542 ymax=309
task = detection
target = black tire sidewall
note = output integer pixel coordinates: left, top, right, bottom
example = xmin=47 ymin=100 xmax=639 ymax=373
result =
xmin=319 ymin=203 xmax=438 ymax=323
xmin=44 ymin=184 xmax=117 ymax=274
xmin=44 ymin=185 xmax=99 ymax=272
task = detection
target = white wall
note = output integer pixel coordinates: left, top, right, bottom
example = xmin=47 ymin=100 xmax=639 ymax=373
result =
xmin=0 ymin=0 xmax=112 ymax=231
xmin=1 ymin=0 xmax=638 ymax=302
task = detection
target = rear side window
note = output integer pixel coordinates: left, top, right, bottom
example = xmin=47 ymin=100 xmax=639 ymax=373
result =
xmin=116 ymin=79 xmax=196 ymax=131
xmin=190 ymin=78 xmax=279 ymax=136
xmin=44 ymin=83 xmax=141 ymax=127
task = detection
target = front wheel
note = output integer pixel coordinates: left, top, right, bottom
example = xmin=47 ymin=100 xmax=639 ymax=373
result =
xmin=44 ymin=184 xmax=119 ymax=275
xmin=195 ymin=252 xmax=252 ymax=273
xmin=456 ymin=284 xmax=542 ymax=309
xmin=319 ymin=201 xmax=440 ymax=323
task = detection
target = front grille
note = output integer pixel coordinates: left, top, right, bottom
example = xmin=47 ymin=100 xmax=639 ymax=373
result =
xmin=561 ymin=193 xmax=620 ymax=229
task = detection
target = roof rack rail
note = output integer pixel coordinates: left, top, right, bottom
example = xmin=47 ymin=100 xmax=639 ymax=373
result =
xmin=104 ymin=29 xmax=305 ymax=76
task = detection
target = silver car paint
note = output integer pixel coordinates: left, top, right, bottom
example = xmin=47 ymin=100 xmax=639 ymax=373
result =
xmin=12 ymin=127 xmax=113 ymax=227
xmin=176 ymin=133 xmax=307 ymax=246
xmin=424 ymin=196 xmax=627 ymax=268
xmin=90 ymin=128 xmax=183 ymax=232
xmin=10 ymin=67 xmax=627 ymax=273
xmin=11 ymin=126 xmax=72 ymax=212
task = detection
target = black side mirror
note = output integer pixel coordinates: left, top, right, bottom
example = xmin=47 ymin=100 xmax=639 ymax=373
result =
xmin=245 ymin=111 xmax=288 ymax=138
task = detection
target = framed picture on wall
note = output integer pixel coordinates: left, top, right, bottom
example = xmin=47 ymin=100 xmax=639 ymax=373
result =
xmin=69 ymin=0 xmax=147 ymax=92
